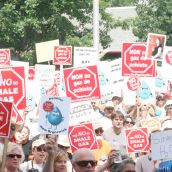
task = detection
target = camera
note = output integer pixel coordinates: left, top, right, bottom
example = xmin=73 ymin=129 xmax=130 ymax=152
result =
xmin=28 ymin=168 xmax=39 ymax=172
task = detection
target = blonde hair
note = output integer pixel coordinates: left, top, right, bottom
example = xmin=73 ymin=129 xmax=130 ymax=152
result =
xmin=54 ymin=148 xmax=68 ymax=162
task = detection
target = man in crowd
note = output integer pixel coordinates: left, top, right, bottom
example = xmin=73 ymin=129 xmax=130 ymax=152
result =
xmin=20 ymin=138 xmax=46 ymax=172
xmin=103 ymin=111 xmax=127 ymax=159
xmin=72 ymin=148 xmax=117 ymax=172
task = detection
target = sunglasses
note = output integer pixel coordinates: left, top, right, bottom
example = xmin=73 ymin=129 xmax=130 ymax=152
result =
xmin=125 ymin=121 xmax=135 ymax=125
xmin=75 ymin=160 xmax=97 ymax=167
xmin=7 ymin=154 xmax=22 ymax=159
xmin=95 ymin=128 xmax=104 ymax=134
xmin=36 ymin=146 xmax=46 ymax=152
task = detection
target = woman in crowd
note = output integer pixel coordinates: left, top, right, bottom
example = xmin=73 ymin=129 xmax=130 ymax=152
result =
xmin=42 ymin=135 xmax=69 ymax=172
xmin=154 ymin=95 xmax=166 ymax=117
xmin=3 ymin=142 xmax=24 ymax=172
xmin=123 ymin=116 xmax=135 ymax=129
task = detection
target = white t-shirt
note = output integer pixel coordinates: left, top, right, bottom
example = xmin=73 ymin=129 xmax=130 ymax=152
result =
xmin=20 ymin=160 xmax=44 ymax=172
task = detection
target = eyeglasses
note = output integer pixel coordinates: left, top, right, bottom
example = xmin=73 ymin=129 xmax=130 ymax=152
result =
xmin=36 ymin=146 xmax=46 ymax=152
xmin=95 ymin=128 xmax=104 ymax=134
xmin=125 ymin=121 xmax=135 ymax=125
xmin=75 ymin=160 xmax=97 ymax=167
xmin=7 ymin=154 xmax=22 ymax=159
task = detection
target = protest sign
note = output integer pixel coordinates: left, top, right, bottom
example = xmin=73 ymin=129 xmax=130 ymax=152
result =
xmin=73 ymin=47 xmax=98 ymax=67
xmin=68 ymin=123 xmax=98 ymax=152
xmin=151 ymin=130 xmax=172 ymax=160
xmin=146 ymin=33 xmax=166 ymax=60
xmin=35 ymin=64 xmax=55 ymax=101
xmin=54 ymin=46 xmax=72 ymax=65
xmin=140 ymin=117 xmax=161 ymax=133
xmin=97 ymin=61 xmax=114 ymax=103
xmin=122 ymin=42 xmax=155 ymax=77
xmin=0 ymin=66 xmax=26 ymax=110
xmin=162 ymin=46 xmax=172 ymax=78
xmin=125 ymin=128 xmax=150 ymax=153
xmin=35 ymin=39 xmax=59 ymax=63
xmin=0 ymin=101 xmax=12 ymax=137
xmin=39 ymin=96 xmax=70 ymax=135
xmin=63 ymin=65 xmax=101 ymax=102
xmin=11 ymin=105 xmax=24 ymax=124
xmin=0 ymin=49 xmax=10 ymax=66
xmin=28 ymin=66 xmax=35 ymax=81
xmin=110 ymin=59 xmax=124 ymax=90
xmin=123 ymin=77 xmax=139 ymax=105
xmin=138 ymin=77 xmax=155 ymax=104
xmin=69 ymin=101 xmax=100 ymax=125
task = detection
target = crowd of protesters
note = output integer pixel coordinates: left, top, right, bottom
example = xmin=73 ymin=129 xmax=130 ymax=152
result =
xmin=0 ymin=91 xmax=172 ymax=172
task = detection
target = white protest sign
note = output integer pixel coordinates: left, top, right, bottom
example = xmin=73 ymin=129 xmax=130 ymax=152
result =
xmin=151 ymin=130 xmax=172 ymax=160
xmin=39 ymin=96 xmax=70 ymax=135
xmin=35 ymin=64 xmax=55 ymax=102
xmin=35 ymin=39 xmax=59 ymax=63
xmin=69 ymin=101 xmax=100 ymax=125
xmin=97 ymin=61 xmax=114 ymax=103
xmin=74 ymin=47 xmax=98 ymax=67
xmin=123 ymin=77 xmax=138 ymax=105
xmin=162 ymin=46 xmax=172 ymax=78
xmin=155 ymin=66 xmax=168 ymax=94
xmin=109 ymin=59 xmax=124 ymax=90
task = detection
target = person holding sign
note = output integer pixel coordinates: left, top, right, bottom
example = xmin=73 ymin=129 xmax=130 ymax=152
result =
xmin=43 ymin=135 xmax=72 ymax=172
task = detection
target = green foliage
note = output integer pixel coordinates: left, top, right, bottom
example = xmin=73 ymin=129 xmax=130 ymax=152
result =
xmin=109 ymin=0 xmax=134 ymax=6
xmin=0 ymin=0 xmax=126 ymax=65
xmin=132 ymin=0 xmax=172 ymax=45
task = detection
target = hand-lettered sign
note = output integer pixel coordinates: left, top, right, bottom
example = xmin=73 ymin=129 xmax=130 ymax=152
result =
xmin=151 ymin=130 xmax=172 ymax=160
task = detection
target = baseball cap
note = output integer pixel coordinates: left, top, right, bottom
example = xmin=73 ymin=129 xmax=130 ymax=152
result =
xmin=32 ymin=139 xmax=46 ymax=149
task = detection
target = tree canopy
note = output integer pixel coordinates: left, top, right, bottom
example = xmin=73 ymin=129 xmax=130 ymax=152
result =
xmin=0 ymin=0 xmax=124 ymax=65
xmin=132 ymin=0 xmax=172 ymax=45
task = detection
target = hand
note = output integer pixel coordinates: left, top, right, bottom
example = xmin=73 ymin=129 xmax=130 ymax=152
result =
xmin=107 ymin=149 xmax=119 ymax=166
xmin=45 ymin=135 xmax=58 ymax=157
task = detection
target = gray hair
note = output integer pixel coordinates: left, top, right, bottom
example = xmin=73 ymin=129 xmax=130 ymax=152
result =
xmin=6 ymin=142 xmax=25 ymax=163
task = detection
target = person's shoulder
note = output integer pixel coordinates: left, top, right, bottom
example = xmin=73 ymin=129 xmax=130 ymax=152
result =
xmin=104 ymin=127 xmax=113 ymax=133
